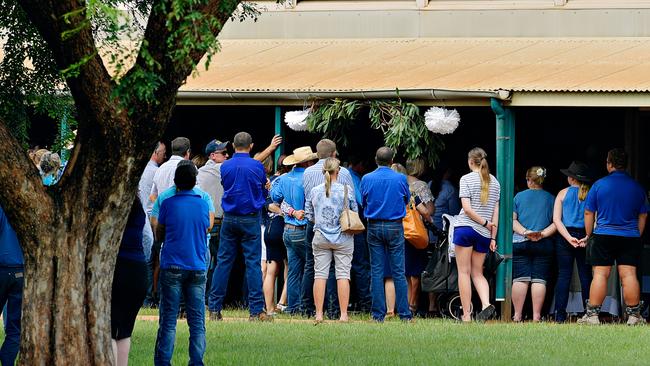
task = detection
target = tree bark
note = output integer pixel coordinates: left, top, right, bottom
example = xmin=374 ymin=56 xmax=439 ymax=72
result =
xmin=0 ymin=0 xmax=243 ymax=364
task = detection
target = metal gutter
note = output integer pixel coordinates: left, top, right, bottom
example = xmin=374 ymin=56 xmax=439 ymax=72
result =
xmin=176 ymin=89 xmax=511 ymax=101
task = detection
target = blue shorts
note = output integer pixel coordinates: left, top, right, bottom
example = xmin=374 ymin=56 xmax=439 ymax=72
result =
xmin=453 ymin=226 xmax=490 ymax=254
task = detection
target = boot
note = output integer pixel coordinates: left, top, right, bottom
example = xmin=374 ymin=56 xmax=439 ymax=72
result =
xmin=626 ymin=302 xmax=646 ymax=326
xmin=577 ymin=301 xmax=600 ymax=325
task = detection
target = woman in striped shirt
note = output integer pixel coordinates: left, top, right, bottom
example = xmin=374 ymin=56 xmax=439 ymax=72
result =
xmin=453 ymin=147 xmax=501 ymax=322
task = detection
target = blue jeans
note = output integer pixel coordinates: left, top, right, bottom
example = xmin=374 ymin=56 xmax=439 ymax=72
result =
xmin=209 ymin=214 xmax=264 ymax=315
xmin=301 ymin=222 xmax=316 ymax=316
xmin=352 ymin=231 xmax=372 ymax=311
xmin=205 ymin=223 xmax=221 ymax=305
xmin=367 ymin=221 xmax=412 ymax=321
xmin=284 ymin=228 xmax=307 ymax=314
xmin=554 ymin=229 xmax=592 ymax=322
xmin=154 ymin=268 xmax=206 ymax=366
xmin=0 ymin=267 xmax=22 ymax=366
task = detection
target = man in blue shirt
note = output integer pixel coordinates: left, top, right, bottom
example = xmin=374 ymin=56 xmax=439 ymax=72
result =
xmin=208 ymin=132 xmax=272 ymax=321
xmin=579 ymin=148 xmax=648 ymax=325
xmin=154 ymin=162 xmax=212 ymax=365
xmin=270 ymin=146 xmax=317 ymax=314
xmin=360 ymin=147 xmax=412 ymax=322
xmin=0 ymin=205 xmax=23 ymax=365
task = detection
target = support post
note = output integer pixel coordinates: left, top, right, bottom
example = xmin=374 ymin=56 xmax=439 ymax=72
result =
xmin=274 ymin=106 xmax=284 ymax=170
xmin=491 ymin=98 xmax=515 ymax=321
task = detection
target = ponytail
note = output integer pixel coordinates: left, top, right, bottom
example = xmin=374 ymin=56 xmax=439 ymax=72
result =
xmin=479 ymin=158 xmax=490 ymax=204
xmin=322 ymin=157 xmax=340 ymax=198
xmin=324 ymin=171 xmax=332 ymax=198
xmin=468 ymin=147 xmax=491 ymax=205
xmin=578 ymin=182 xmax=591 ymax=201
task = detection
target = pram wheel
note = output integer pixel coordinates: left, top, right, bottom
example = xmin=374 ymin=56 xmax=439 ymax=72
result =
xmin=447 ymin=294 xmax=472 ymax=320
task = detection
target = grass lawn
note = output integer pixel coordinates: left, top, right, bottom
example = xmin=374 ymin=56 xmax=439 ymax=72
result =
xmin=123 ymin=309 xmax=650 ymax=365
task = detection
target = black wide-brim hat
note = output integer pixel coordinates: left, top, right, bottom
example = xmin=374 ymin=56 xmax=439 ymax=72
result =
xmin=560 ymin=161 xmax=593 ymax=183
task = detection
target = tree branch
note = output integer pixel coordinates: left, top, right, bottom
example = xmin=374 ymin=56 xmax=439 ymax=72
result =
xmin=17 ymin=0 xmax=119 ymax=133
xmin=127 ymin=0 xmax=242 ymax=128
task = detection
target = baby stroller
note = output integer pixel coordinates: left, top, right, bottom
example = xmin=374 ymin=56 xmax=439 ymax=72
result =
xmin=421 ymin=215 xmax=465 ymax=319
xmin=421 ymin=215 xmax=504 ymax=320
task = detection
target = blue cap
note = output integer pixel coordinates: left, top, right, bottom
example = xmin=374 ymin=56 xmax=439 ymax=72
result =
xmin=205 ymin=140 xmax=229 ymax=155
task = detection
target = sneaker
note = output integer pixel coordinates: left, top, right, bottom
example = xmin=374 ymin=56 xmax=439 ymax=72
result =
xmin=475 ymin=304 xmax=495 ymax=322
xmin=626 ymin=303 xmax=646 ymax=326
xmin=209 ymin=311 xmax=223 ymax=321
xmin=249 ymin=312 xmax=274 ymax=322
xmin=577 ymin=302 xmax=601 ymax=325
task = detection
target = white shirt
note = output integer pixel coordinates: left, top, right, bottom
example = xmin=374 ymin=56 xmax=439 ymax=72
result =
xmin=150 ymin=155 xmax=183 ymax=200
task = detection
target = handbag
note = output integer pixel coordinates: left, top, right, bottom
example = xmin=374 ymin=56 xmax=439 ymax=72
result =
xmin=483 ymin=250 xmax=505 ymax=275
xmin=403 ymin=195 xmax=429 ymax=249
xmin=339 ymin=185 xmax=365 ymax=235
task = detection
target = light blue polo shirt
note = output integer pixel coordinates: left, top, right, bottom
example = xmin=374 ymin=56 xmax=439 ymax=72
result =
xmin=585 ymin=171 xmax=648 ymax=237
xmin=512 ymin=189 xmax=555 ymax=242
xmin=151 ymin=186 xmax=215 ymax=219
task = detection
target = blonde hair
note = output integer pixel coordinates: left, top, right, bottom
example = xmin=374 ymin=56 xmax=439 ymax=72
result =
xmin=468 ymin=147 xmax=490 ymax=204
xmin=322 ymin=157 xmax=340 ymax=198
xmin=406 ymin=158 xmax=426 ymax=178
xmin=526 ymin=166 xmax=546 ymax=186
xmin=33 ymin=149 xmax=49 ymax=167
xmin=391 ymin=163 xmax=407 ymax=175
xmin=578 ymin=183 xmax=591 ymax=201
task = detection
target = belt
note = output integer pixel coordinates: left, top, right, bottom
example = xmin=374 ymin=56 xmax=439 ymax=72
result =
xmin=367 ymin=218 xmax=402 ymax=223
xmin=285 ymin=224 xmax=306 ymax=230
xmin=224 ymin=212 xmax=259 ymax=217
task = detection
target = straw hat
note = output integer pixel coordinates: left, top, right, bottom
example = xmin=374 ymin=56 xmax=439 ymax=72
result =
xmin=283 ymin=146 xmax=318 ymax=165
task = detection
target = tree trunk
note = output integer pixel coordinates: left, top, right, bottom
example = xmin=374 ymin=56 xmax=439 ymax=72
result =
xmin=1 ymin=1 xmax=244 ymax=364
xmin=17 ymin=157 xmax=141 ymax=365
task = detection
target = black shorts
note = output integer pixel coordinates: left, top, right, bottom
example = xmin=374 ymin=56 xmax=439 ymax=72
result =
xmin=111 ymin=257 xmax=148 ymax=340
xmin=587 ymin=234 xmax=642 ymax=267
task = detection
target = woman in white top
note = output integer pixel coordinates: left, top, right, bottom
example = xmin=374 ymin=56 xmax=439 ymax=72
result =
xmin=453 ymin=147 xmax=501 ymax=322
xmin=305 ymin=157 xmax=358 ymax=323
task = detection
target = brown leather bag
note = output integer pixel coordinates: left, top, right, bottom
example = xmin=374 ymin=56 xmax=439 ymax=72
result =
xmin=340 ymin=185 xmax=365 ymax=235
xmin=403 ymin=195 xmax=429 ymax=249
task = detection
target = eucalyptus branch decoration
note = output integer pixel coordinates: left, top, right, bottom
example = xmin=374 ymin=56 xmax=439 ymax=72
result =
xmin=305 ymin=97 xmax=445 ymax=167
xmin=306 ymin=98 xmax=361 ymax=147
xmin=369 ymin=100 xmax=444 ymax=167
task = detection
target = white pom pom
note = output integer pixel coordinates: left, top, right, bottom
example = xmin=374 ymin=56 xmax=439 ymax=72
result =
xmin=284 ymin=110 xmax=309 ymax=131
xmin=424 ymin=107 xmax=460 ymax=134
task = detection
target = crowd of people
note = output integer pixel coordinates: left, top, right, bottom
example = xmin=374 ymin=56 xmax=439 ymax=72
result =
xmin=0 ymin=130 xmax=648 ymax=364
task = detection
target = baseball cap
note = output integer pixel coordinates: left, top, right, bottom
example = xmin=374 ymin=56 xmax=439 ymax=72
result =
xmin=205 ymin=140 xmax=229 ymax=155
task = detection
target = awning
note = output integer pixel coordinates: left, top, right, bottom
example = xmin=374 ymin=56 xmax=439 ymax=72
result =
xmin=178 ymin=38 xmax=650 ymax=106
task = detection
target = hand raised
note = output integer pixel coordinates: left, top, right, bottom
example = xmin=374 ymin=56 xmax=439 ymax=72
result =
xmin=270 ymin=135 xmax=282 ymax=149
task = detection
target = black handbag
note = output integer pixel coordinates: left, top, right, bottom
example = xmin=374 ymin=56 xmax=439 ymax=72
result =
xmin=483 ymin=250 xmax=505 ymax=276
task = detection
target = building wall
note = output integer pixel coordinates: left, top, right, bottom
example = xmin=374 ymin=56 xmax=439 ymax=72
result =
xmin=220 ymin=0 xmax=650 ymax=38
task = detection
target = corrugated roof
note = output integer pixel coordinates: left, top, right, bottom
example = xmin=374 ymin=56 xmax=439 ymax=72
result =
xmin=180 ymin=38 xmax=650 ymax=94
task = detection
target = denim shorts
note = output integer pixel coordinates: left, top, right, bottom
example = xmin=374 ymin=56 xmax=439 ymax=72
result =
xmin=453 ymin=226 xmax=490 ymax=253
xmin=512 ymin=237 xmax=554 ymax=284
